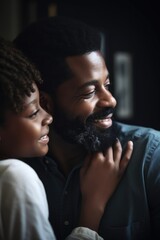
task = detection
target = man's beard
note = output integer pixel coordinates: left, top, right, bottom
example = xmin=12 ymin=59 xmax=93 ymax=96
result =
xmin=53 ymin=106 xmax=117 ymax=152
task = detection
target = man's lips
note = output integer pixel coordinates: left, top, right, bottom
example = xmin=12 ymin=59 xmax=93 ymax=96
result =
xmin=93 ymin=113 xmax=113 ymax=129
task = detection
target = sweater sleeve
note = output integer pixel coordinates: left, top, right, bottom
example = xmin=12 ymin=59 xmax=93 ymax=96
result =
xmin=0 ymin=159 xmax=56 ymax=240
xmin=65 ymin=227 xmax=104 ymax=240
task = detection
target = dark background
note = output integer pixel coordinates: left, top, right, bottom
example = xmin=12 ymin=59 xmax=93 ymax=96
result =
xmin=1 ymin=0 xmax=160 ymax=129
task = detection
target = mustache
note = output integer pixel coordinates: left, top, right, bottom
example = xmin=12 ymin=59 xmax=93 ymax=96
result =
xmin=87 ymin=108 xmax=114 ymax=123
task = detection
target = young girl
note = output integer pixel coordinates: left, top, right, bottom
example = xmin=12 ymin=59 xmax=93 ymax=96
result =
xmin=0 ymin=37 xmax=133 ymax=240
xmin=0 ymin=37 xmax=55 ymax=240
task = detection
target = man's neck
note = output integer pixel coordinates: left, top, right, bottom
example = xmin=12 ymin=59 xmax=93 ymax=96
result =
xmin=49 ymin=130 xmax=87 ymax=176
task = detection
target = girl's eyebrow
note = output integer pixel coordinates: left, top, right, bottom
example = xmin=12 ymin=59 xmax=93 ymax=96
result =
xmin=23 ymin=98 xmax=37 ymax=108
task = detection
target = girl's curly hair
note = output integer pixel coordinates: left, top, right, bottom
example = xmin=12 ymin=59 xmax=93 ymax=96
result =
xmin=0 ymin=37 xmax=43 ymax=124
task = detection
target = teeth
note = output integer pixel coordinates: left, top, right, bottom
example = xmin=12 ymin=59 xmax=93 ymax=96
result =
xmin=40 ymin=135 xmax=47 ymax=140
xmin=94 ymin=119 xmax=108 ymax=122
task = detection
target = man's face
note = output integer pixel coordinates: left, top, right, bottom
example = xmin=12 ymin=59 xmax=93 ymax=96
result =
xmin=53 ymin=51 xmax=117 ymax=152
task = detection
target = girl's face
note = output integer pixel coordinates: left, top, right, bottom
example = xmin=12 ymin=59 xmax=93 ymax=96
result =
xmin=0 ymin=83 xmax=53 ymax=159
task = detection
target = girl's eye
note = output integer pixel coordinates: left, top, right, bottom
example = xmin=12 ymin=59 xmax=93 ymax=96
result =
xmin=104 ymin=82 xmax=110 ymax=90
xmin=28 ymin=109 xmax=40 ymax=119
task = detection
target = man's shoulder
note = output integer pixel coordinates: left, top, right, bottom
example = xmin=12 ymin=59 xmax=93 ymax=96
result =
xmin=114 ymin=122 xmax=160 ymax=177
xmin=114 ymin=121 xmax=160 ymax=142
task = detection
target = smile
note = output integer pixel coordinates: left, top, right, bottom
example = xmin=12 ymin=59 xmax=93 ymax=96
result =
xmin=38 ymin=135 xmax=49 ymax=144
xmin=93 ymin=113 xmax=113 ymax=129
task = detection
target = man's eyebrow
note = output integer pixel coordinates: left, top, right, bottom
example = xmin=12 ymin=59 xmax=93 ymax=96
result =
xmin=78 ymin=73 xmax=110 ymax=91
xmin=78 ymin=80 xmax=98 ymax=90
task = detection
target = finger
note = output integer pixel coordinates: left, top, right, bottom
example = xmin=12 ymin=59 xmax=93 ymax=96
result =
xmin=112 ymin=138 xmax=122 ymax=164
xmin=119 ymin=140 xmax=133 ymax=174
xmin=103 ymin=138 xmax=115 ymax=160
xmin=81 ymin=152 xmax=99 ymax=172
xmin=80 ymin=152 xmax=104 ymax=177
xmin=81 ymin=154 xmax=91 ymax=174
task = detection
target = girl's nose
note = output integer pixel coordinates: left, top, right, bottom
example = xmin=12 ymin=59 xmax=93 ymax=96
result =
xmin=46 ymin=114 xmax=53 ymax=125
xmin=42 ymin=111 xmax=53 ymax=126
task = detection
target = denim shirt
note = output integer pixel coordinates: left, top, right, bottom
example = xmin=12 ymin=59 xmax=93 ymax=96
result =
xmin=23 ymin=122 xmax=160 ymax=240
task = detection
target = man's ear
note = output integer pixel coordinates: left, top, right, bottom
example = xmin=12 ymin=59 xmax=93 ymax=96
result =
xmin=40 ymin=91 xmax=54 ymax=114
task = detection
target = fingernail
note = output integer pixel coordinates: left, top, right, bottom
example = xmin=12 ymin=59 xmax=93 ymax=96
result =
xmin=129 ymin=140 xmax=133 ymax=149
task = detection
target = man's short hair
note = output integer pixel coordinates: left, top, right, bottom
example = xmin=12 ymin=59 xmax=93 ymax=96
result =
xmin=14 ymin=16 xmax=102 ymax=94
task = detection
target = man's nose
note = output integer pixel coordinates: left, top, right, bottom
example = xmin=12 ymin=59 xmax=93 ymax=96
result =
xmin=97 ymin=88 xmax=117 ymax=108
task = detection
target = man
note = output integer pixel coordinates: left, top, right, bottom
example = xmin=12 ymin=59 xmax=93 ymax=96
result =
xmin=14 ymin=16 xmax=160 ymax=239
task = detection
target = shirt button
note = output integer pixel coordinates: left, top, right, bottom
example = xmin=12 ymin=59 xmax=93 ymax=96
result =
xmin=64 ymin=220 xmax=69 ymax=226
xmin=45 ymin=159 xmax=49 ymax=164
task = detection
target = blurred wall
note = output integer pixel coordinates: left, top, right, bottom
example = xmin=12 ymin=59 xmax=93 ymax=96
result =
xmin=0 ymin=0 xmax=160 ymax=129
xmin=56 ymin=0 xmax=160 ymax=129
xmin=0 ymin=0 xmax=21 ymax=41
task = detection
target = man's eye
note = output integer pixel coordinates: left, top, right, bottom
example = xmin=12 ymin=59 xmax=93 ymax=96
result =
xmin=82 ymin=91 xmax=95 ymax=99
xmin=28 ymin=109 xmax=39 ymax=118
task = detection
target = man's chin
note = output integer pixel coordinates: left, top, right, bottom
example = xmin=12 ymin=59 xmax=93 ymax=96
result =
xmin=79 ymin=131 xmax=117 ymax=152
xmin=54 ymin=124 xmax=117 ymax=152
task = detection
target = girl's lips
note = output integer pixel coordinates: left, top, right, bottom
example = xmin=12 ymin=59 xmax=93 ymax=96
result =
xmin=38 ymin=135 xmax=49 ymax=144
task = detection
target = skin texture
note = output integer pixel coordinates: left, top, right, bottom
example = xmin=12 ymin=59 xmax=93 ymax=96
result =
xmin=55 ymin=51 xmax=116 ymax=123
xmin=0 ymin=83 xmax=53 ymax=159
xmin=42 ymin=51 xmax=134 ymax=231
